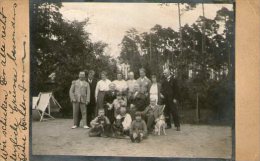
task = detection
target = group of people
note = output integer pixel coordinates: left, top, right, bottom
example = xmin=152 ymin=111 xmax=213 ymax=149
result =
xmin=69 ymin=68 xmax=180 ymax=142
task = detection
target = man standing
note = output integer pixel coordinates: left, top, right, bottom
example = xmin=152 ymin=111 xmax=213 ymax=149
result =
xmin=86 ymin=70 xmax=98 ymax=126
xmin=161 ymin=68 xmax=180 ymax=131
xmin=136 ymin=68 xmax=151 ymax=97
xmin=69 ymin=71 xmax=90 ymax=129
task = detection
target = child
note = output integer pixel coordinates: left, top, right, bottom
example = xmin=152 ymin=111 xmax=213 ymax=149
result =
xmin=112 ymin=107 xmax=132 ymax=138
xmin=112 ymin=115 xmax=124 ymax=137
xmin=89 ymin=108 xmax=111 ymax=137
xmin=130 ymin=112 xmax=147 ymax=143
xmin=112 ymin=92 xmax=127 ymax=117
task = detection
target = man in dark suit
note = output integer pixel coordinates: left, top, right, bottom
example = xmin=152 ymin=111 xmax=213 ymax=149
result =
xmin=161 ymin=68 xmax=180 ymax=131
xmin=86 ymin=70 xmax=98 ymax=126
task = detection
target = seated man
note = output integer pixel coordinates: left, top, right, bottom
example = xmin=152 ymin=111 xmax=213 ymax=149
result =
xmin=130 ymin=112 xmax=148 ymax=143
xmin=141 ymin=98 xmax=163 ymax=133
xmin=112 ymin=106 xmax=132 ymax=138
xmin=89 ymin=108 xmax=111 ymax=137
xmin=128 ymin=83 xmax=148 ymax=119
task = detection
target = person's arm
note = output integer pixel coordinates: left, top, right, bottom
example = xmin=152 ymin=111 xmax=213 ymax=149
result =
xmin=95 ymin=81 xmax=100 ymax=101
xmin=86 ymin=83 xmax=90 ymax=104
xmin=105 ymin=116 xmax=110 ymax=124
xmin=69 ymin=81 xmax=76 ymax=102
xmin=90 ymin=117 xmax=98 ymax=127
xmin=141 ymin=106 xmax=148 ymax=115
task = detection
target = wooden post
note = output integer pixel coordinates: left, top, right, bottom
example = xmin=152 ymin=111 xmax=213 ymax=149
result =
xmin=196 ymin=93 xmax=200 ymax=123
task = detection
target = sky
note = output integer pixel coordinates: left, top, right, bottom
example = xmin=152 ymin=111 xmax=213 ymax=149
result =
xmin=60 ymin=3 xmax=233 ymax=58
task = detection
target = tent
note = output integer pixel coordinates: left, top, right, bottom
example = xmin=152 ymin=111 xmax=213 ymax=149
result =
xmin=33 ymin=92 xmax=62 ymax=121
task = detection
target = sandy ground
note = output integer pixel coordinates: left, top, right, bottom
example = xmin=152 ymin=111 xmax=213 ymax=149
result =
xmin=32 ymin=119 xmax=232 ymax=158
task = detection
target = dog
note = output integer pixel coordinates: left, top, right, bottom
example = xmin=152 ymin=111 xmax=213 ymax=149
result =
xmin=154 ymin=114 xmax=167 ymax=136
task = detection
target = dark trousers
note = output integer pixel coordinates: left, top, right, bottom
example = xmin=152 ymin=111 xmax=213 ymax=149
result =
xmin=146 ymin=115 xmax=155 ymax=132
xmin=87 ymin=103 xmax=95 ymax=126
xmin=164 ymin=98 xmax=180 ymax=128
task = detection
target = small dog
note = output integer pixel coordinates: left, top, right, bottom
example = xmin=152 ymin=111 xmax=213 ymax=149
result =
xmin=154 ymin=114 xmax=166 ymax=135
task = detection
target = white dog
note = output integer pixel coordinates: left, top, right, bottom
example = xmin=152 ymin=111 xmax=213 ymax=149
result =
xmin=154 ymin=114 xmax=166 ymax=136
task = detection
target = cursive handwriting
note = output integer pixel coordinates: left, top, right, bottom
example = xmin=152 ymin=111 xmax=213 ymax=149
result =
xmin=0 ymin=7 xmax=7 ymax=67
xmin=9 ymin=119 xmax=27 ymax=161
xmin=7 ymin=3 xmax=17 ymax=66
xmin=0 ymin=69 xmax=7 ymax=86
xmin=0 ymin=140 xmax=7 ymax=161
xmin=0 ymin=90 xmax=8 ymax=137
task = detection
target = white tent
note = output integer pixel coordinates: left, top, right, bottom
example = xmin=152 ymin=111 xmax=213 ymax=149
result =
xmin=33 ymin=92 xmax=62 ymax=121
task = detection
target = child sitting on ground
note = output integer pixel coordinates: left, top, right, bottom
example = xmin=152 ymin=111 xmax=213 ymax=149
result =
xmin=130 ymin=112 xmax=147 ymax=143
xmin=112 ymin=107 xmax=132 ymax=138
xmin=89 ymin=108 xmax=111 ymax=137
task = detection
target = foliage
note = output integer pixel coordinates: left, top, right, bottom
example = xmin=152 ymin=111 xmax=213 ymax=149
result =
xmin=119 ymin=6 xmax=234 ymax=122
xmin=31 ymin=2 xmax=116 ymax=116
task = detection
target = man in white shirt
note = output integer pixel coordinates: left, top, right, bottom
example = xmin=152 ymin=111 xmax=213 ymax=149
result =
xmin=95 ymin=71 xmax=111 ymax=110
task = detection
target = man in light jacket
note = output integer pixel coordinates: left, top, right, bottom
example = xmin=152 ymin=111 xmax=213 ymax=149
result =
xmin=70 ymin=71 xmax=90 ymax=129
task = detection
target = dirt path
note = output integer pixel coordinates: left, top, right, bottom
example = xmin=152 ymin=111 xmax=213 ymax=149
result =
xmin=32 ymin=119 xmax=232 ymax=158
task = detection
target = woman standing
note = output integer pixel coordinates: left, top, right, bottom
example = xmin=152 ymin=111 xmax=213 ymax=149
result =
xmin=149 ymin=74 xmax=163 ymax=105
xmin=95 ymin=71 xmax=111 ymax=112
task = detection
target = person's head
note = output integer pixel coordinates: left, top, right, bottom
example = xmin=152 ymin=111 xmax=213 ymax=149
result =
xmin=98 ymin=108 xmax=105 ymax=116
xmin=150 ymin=98 xmax=156 ymax=106
xmin=117 ymin=72 xmax=123 ymax=80
xmin=88 ymin=70 xmax=95 ymax=79
xmin=163 ymin=68 xmax=171 ymax=78
xmin=79 ymin=71 xmax=85 ymax=81
xmin=139 ymin=68 xmax=146 ymax=78
xmin=116 ymin=92 xmax=123 ymax=99
xmin=133 ymin=83 xmax=140 ymax=92
xmin=135 ymin=112 xmax=142 ymax=121
xmin=128 ymin=71 xmax=134 ymax=80
xmin=100 ymin=71 xmax=107 ymax=80
xmin=109 ymin=83 xmax=116 ymax=91
xmin=151 ymin=74 xmax=157 ymax=83
xmin=120 ymin=107 xmax=127 ymax=115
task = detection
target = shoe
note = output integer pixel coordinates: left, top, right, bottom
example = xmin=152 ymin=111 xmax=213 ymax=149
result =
xmin=71 ymin=125 xmax=78 ymax=129
xmin=83 ymin=125 xmax=90 ymax=129
xmin=176 ymin=127 xmax=180 ymax=131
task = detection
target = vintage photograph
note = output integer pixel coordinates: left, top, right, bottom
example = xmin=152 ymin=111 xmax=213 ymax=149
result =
xmin=31 ymin=2 xmax=234 ymax=159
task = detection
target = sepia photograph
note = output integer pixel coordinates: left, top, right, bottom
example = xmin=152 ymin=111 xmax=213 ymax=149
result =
xmin=30 ymin=1 xmax=234 ymax=159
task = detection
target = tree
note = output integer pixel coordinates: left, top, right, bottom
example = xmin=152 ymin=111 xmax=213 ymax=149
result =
xmin=31 ymin=2 xmax=116 ymax=116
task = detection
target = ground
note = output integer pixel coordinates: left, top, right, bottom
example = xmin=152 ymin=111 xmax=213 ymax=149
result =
xmin=32 ymin=119 xmax=232 ymax=158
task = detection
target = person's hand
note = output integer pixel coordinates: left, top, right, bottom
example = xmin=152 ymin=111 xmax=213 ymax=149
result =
xmin=133 ymin=133 xmax=137 ymax=139
xmin=173 ymin=99 xmax=177 ymax=104
xmin=160 ymin=93 xmax=164 ymax=99
xmin=72 ymin=99 xmax=76 ymax=102
xmin=130 ymin=104 xmax=135 ymax=109
xmin=86 ymin=101 xmax=89 ymax=105
xmin=140 ymin=133 xmax=144 ymax=138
